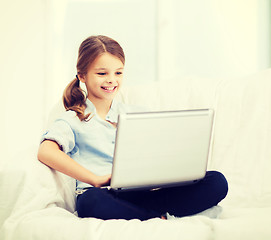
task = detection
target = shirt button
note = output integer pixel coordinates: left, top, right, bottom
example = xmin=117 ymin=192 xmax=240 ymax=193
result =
xmin=112 ymin=141 xmax=115 ymax=144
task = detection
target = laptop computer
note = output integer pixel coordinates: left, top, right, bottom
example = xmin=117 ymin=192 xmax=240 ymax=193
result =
xmin=110 ymin=109 xmax=214 ymax=191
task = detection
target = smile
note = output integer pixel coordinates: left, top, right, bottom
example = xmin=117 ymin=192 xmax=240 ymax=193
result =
xmin=101 ymin=86 xmax=117 ymax=92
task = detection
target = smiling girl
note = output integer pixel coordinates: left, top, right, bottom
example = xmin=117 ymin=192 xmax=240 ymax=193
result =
xmin=38 ymin=35 xmax=228 ymax=220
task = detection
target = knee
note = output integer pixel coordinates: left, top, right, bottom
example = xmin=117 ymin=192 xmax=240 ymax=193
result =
xmin=207 ymin=171 xmax=228 ymax=202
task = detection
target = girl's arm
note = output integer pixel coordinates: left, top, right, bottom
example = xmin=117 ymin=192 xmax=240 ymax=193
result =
xmin=37 ymin=140 xmax=111 ymax=188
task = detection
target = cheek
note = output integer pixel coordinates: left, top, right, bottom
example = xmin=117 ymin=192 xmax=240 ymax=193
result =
xmin=86 ymin=77 xmax=100 ymax=87
xmin=117 ymin=76 xmax=123 ymax=84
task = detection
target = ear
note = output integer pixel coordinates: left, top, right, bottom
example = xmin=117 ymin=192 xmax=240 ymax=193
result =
xmin=77 ymin=74 xmax=86 ymax=83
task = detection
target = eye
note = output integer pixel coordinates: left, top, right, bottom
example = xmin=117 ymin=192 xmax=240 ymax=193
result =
xmin=116 ymin=71 xmax=123 ymax=75
xmin=97 ymin=72 xmax=106 ymax=76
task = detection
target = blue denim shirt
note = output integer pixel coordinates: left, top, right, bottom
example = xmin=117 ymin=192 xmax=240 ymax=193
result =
xmin=41 ymin=99 xmax=143 ymax=190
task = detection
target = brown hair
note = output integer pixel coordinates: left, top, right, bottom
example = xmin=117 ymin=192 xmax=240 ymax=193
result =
xmin=63 ymin=35 xmax=125 ymax=121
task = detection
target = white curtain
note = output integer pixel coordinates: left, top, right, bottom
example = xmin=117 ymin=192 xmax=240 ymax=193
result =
xmin=1 ymin=0 xmax=270 ymax=166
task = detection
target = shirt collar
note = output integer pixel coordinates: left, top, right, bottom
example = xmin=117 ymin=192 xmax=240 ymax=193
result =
xmin=85 ymin=98 xmax=119 ymax=123
xmin=106 ymin=100 xmax=119 ymax=123
xmin=85 ymin=98 xmax=97 ymax=114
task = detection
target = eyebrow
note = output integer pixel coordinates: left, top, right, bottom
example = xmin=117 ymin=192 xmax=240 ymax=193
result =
xmin=94 ymin=67 xmax=124 ymax=71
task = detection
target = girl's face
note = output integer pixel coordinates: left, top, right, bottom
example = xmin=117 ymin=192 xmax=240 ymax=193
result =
xmin=79 ymin=52 xmax=124 ymax=104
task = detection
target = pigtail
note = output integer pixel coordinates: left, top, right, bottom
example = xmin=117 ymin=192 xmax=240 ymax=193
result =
xmin=63 ymin=78 xmax=90 ymax=121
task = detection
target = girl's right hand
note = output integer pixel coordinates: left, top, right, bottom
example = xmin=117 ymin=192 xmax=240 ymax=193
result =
xmin=93 ymin=174 xmax=111 ymax=188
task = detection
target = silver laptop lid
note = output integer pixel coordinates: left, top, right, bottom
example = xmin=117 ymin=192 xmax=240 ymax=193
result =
xmin=111 ymin=109 xmax=214 ymax=191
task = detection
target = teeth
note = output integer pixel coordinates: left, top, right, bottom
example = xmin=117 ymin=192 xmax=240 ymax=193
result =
xmin=102 ymin=86 xmax=115 ymax=90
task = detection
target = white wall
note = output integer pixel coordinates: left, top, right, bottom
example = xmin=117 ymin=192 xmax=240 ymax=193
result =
xmin=0 ymin=0 xmax=45 ymax=161
xmin=44 ymin=0 xmax=271 ymax=115
xmin=1 ymin=0 xmax=270 ymax=165
xmin=157 ymin=0 xmax=271 ymax=81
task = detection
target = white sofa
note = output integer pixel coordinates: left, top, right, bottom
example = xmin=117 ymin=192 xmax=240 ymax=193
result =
xmin=1 ymin=69 xmax=271 ymax=240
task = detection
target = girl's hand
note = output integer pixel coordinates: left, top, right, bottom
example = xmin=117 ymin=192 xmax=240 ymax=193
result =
xmin=93 ymin=174 xmax=111 ymax=188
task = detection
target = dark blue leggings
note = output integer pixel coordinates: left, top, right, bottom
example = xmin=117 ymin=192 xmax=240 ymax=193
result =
xmin=76 ymin=171 xmax=228 ymax=220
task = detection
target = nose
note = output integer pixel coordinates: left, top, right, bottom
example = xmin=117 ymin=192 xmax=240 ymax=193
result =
xmin=106 ymin=74 xmax=115 ymax=84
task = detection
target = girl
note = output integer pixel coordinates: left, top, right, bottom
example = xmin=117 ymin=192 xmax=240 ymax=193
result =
xmin=38 ymin=35 xmax=228 ymax=220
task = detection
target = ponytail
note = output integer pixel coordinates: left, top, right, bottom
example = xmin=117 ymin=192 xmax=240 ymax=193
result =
xmin=63 ymin=77 xmax=90 ymax=121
